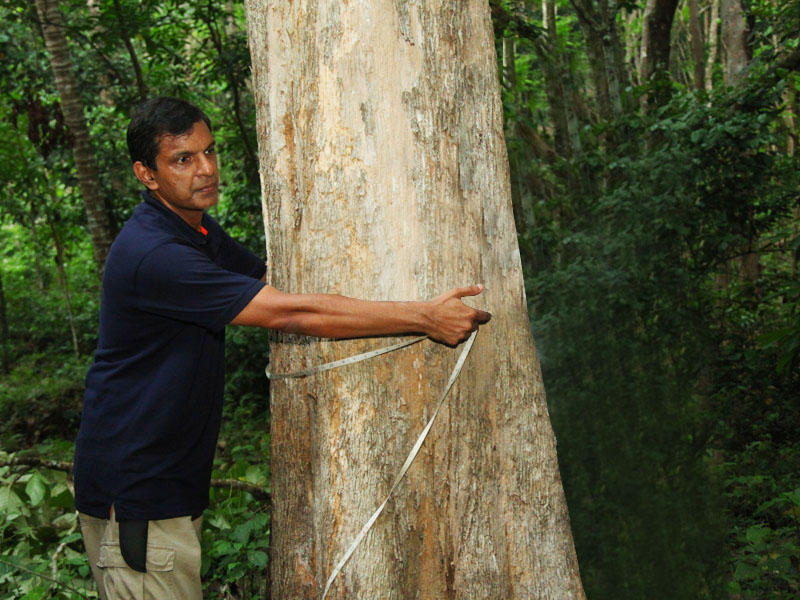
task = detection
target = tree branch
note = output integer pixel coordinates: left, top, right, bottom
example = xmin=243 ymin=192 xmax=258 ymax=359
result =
xmin=488 ymin=0 xmax=542 ymax=41
xmin=0 ymin=457 xmax=271 ymax=503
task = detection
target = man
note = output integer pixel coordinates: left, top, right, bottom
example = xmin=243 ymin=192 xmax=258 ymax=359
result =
xmin=74 ymin=97 xmax=490 ymax=599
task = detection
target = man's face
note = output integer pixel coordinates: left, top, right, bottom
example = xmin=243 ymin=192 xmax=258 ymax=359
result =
xmin=134 ymin=120 xmax=219 ymax=222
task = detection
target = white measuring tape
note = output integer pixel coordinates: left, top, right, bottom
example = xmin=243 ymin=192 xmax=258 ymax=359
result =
xmin=265 ymin=331 xmax=478 ymax=599
xmin=265 ymin=335 xmax=427 ymax=379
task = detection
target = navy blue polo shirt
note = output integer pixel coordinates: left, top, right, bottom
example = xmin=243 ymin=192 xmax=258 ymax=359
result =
xmin=74 ymin=190 xmax=266 ymax=521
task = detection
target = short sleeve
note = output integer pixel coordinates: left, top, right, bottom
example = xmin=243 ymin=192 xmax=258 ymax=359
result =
xmin=218 ymin=234 xmax=267 ymax=280
xmin=134 ymin=242 xmax=265 ymax=330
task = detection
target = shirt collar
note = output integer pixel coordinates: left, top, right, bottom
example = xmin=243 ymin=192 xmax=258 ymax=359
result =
xmin=141 ymin=190 xmax=210 ymax=246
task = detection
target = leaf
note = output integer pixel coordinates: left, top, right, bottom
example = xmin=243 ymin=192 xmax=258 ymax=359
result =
xmin=207 ymin=513 xmax=231 ymax=530
xmin=247 ymin=549 xmax=268 ymax=569
xmin=25 ymin=473 xmax=47 ymax=507
xmin=48 ymin=483 xmax=74 ymax=508
xmin=745 ymin=524 xmax=770 ymax=546
xmin=0 ymin=486 xmax=27 ymax=519
xmin=244 ymin=465 xmax=266 ymax=485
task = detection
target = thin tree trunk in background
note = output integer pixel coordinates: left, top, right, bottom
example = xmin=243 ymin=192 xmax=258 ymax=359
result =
xmin=639 ymin=0 xmax=680 ymax=104
xmin=112 ymin=0 xmax=147 ymax=102
xmin=502 ymin=37 xmax=517 ymax=90
xmin=721 ymin=0 xmax=750 ymax=85
xmin=34 ymin=0 xmax=114 ymax=272
xmin=540 ymin=0 xmax=573 ymax=157
xmin=786 ymin=88 xmax=797 ymax=156
xmin=245 ymin=1 xmax=586 ymax=598
xmin=0 ymin=269 xmax=8 ymax=374
xmin=705 ymin=0 xmax=720 ymax=90
xmin=27 ymin=213 xmax=48 ymax=293
xmin=45 ymin=208 xmax=80 ymax=356
xmin=625 ymin=7 xmax=642 ymax=82
xmin=199 ymin=4 xmax=259 ymax=181
xmin=689 ymin=0 xmax=705 ymax=90
xmin=0 ymin=270 xmax=8 ymax=340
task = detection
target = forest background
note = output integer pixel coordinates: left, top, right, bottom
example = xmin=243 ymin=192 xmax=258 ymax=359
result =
xmin=0 ymin=0 xmax=798 ymax=598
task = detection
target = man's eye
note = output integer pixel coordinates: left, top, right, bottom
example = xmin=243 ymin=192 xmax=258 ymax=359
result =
xmin=205 ymin=147 xmax=216 ymax=155
xmin=177 ymin=156 xmax=190 ymax=164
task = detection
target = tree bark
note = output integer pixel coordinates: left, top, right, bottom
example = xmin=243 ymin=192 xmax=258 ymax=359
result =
xmin=45 ymin=206 xmax=80 ymax=356
xmin=688 ymin=0 xmax=705 ymax=91
xmin=0 ymin=269 xmax=8 ymax=372
xmin=34 ymin=0 xmax=114 ymax=272
xmin=244 ymin=1 xmax=585 ymax=599
xmin=570 ymin=0 xmax=627 ymax=120
xmin=721 ymin=0 xmax=750 ymax=85
xmin=705 ymin=0 xmax=720 ymax=90
xmin=639 ymin=0 xmax=680 ymax=84
xmin=540 ymin=0 xmax=581 ymax=158
xmin=247 ymin=0 xmax=584 ymax=599
xmin=502 ymin=37 xmax=517 ymax=90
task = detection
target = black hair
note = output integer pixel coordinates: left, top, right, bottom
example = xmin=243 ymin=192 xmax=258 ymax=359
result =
xmin=126 ymin=97 xmax=212 ymax=169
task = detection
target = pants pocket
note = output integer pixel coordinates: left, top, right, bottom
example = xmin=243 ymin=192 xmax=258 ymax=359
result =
xmin=98 ymin=542 xmax=176 ymax=599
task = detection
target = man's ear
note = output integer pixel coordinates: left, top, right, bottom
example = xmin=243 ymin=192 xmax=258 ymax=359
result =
xmin=133 ymin=161 xmax=159 ymax=190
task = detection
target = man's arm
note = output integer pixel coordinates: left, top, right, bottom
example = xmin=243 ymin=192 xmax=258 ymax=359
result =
xmin=230 ymin=284 xmax=491 ymax=345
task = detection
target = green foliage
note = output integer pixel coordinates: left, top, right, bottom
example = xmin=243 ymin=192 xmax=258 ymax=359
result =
xmin=204 ymin=439 xmax=271 ymax=600
xmin=530 ymin=78 xmax=799 ymax=596
xmin=0 ymin=447 xmax=95 ymax=599
xmin=0 ymin=438 xmax=272 ymax=600
xmin=0 ymin=353 xmax=89 ymax=450
xmin=502 ymin=2 xmax=800 ymax=593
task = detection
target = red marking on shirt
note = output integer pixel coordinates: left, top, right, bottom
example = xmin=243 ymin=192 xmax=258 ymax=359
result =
xmin=199 ymin=226 xmax=208 ymax=236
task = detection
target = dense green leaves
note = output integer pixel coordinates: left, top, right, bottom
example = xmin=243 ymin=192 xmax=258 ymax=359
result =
xmin=497 ymin=1 xmax=800 ymax=598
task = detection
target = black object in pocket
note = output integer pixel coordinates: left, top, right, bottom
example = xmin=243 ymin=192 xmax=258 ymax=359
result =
xmin=118 ymin=519 xmax=149 ymax=573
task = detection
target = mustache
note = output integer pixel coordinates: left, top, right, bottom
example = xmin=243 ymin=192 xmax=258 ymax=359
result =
xmin=193 ymin=179 xmax=218 ymax=191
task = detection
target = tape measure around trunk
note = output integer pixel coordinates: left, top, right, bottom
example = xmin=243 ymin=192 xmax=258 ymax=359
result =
xmin=265 ymin=335 xmax=427 ymax=380
xmin=265 ymin=331 xmax=478 ymax=599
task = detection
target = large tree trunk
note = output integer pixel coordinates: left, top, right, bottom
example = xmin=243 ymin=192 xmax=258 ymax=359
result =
xmin=34 ymin=0 xmax=114 ymax=272
xmin=244 ymin=1 xmax=585 ymax=599
xmin=639 ymin=0 xmax=680 ymax=84
xmin=570 ymin=0 xmax=628 ymax=122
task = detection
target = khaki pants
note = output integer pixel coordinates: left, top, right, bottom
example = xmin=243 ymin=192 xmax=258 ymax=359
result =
xmin=79 ymin=510 xmax=203 ymax=600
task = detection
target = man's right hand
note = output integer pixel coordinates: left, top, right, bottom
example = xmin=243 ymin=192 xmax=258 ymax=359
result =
xmin=424 ymin=284 xmax=492 ymax=345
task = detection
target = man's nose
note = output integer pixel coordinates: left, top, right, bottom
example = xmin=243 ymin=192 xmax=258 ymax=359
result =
xmin=197 ymin=153 xmax=216 ymax=176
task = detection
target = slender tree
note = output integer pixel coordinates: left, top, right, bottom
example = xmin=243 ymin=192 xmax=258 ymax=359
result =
xmin=639 ymin=0 xmax=681 ymax=107
xmin=111 ymin=0 xmax=147 ymax=102
xmin=34 ymin=0 xmax=114 ymax=271
xmin=721 ymin=0 xmax=750 ymax=84
xmin=0 ymin=268 xmax=13 ymax=375
xmin=639 ymin=0 xmax=681 ymax=85
xmin=244 ymin=0 xmax=586 ymax=598
xmin=688 ymin=0 xmax=705 ymax=91
xmin=706 ymin=0 xmax=721 ymax=90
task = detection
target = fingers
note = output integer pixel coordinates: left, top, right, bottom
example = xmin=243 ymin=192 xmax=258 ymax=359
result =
xmin=449 ymin=283 xmax=484 ymax=299
xmin=442 ymin=307 xmax=492 ymax=346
